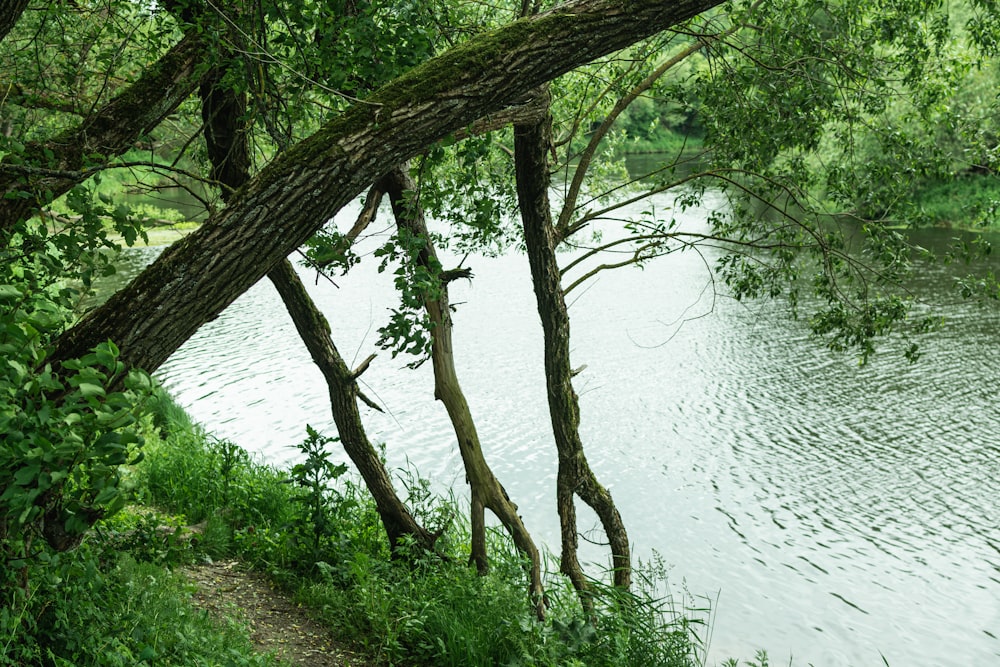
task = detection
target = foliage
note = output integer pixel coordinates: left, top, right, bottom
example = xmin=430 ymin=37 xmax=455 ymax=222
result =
xmin=135 ymin=391 xmax=297 ymax=536
xmin=0 ymin=1 xmax=180 ymax=141
xmin=4 ymin=0 xmax=1000 ymax=662
xmin=0 ymin=543 xmax=284 ymax=667
xmin=720 ymin=650 xmax=772 ymax=667
xmin=373 ymin=225 xmax=443 ymax=364
xmin=0 ymin=213 xmax=155 ymax=562
xmin=909 ymin=174 xmax=1000 ymax=228
xmin=299 ymin=535 xmax=703 ymax=667
xmin=129 ymin=401 xmax=707 ymax=666
xmin=416 ymin=136 xmax=523 ymax=255
xmin=135 ymin=399 xmax=388 ymax=573
xmin=287 ymin=425 xmax=351 ymax=568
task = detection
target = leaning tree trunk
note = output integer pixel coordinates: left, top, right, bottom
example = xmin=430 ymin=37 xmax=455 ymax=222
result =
xmin=513 ymin=88 xmax=631 ymax=601
xmin=268 ymin=260 xmax=437 ymax=550
xmin=199 ymin=58 xmax=435 ymax=552
xmin=46 ymin=0 xmax=724 ymax=379
xmin=0 ymin=31 xmax=205 ymax=236
xmin=381 ymin=166 xmax=546 ymax=618
xmin=0 ymin=0 xmax=30 ymax=43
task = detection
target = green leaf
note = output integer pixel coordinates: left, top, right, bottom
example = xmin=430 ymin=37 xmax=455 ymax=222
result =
xmin=0 ymin=284 xmax=22 ymax=302
xmin=94 ymin=343 xmax=118 ymax=369
xmin=13 ymin=464 xmax=41 ymax=486
xmin=77 ymin=382 xmax=106 ymax=398
xmin=5 ymin=359 xmax=27 ymax=382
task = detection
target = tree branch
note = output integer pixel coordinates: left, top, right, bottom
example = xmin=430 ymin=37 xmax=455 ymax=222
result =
xmin=0 ymin=31 xmax=206 ymax=234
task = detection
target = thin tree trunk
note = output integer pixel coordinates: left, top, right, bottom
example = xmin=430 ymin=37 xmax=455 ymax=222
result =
xmin=514 ymin=87 xmax=631 ymax=602
xmin=0 ymin=0 xmax=30 ymax=44
xmin=268 ymin=259 xmax=437 ymax=550
xmin=199 ymin=60 xmax=435 ymax=553
xmin=381 ymin=166 xmax=546 ymax=618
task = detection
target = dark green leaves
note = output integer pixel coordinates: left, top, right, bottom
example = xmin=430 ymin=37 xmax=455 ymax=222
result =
xmin=374 ymin=226 xmax=444 ymax=365
xmin=0 ymin=277 xmax=152 ymax=550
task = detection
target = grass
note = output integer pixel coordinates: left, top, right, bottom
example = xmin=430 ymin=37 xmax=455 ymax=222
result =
xmin=131 ymin=390 xmax=708 ymax=667
xmin=0 ymin=541 xmax=285 ymax=667
xmin=4 ymin=389 xmax=713 ymax=666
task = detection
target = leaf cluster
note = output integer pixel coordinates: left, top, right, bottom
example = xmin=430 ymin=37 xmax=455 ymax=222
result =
xmin=374 ymin=225 xmax=442 ymax=364
xmin=1 ymin=262 xmax=152 ymax=552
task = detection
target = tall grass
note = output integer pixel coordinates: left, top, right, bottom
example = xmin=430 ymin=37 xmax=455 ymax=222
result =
xmin=130 ymin=390 xmax=707 ymax=667
xmin=0 ymin=540 xmax=284 ymax=667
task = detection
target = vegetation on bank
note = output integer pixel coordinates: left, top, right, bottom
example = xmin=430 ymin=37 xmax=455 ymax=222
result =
xmin=2 ymin=389 xmax=712 ymax=666
xmin=908 ymin=173 xmax=1000 ymax=229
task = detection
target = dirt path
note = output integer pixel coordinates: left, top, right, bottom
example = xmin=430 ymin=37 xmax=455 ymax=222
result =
xmin=181 ymin=560 xmax=367 ymax=667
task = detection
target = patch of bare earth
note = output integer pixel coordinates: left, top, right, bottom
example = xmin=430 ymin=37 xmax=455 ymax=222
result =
xmin=181 ymin=560 xmax=367 ymax=666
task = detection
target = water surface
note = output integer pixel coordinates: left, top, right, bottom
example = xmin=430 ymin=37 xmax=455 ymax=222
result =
xmin=112 ymin=196 xmax=999 ymax=666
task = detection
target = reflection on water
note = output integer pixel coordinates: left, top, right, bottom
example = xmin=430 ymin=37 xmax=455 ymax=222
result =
xmin=102 ymin=196 xmax=1000 ymax=666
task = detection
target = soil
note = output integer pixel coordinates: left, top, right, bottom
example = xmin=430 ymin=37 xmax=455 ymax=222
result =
xmin=181 ymin=560 xmax=368 ymax=667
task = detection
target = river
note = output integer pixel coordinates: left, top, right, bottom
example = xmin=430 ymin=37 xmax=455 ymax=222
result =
xmin=102 ymin=192 xmax=999 ymax=666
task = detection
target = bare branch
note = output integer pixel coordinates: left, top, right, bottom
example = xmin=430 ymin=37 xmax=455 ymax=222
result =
xmin=351 ymin=353 xmax=377 ymax=380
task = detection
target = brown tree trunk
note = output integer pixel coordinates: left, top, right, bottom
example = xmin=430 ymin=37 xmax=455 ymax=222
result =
xmin=0 ymin=32 xmax=205 ymax=235
xmin=381 ymin=166 xmax=546 ymax=617
xmin=199 ymin=60 xmax=435 ymax=553
xmin=0 ymin=0 xmax=29 ymax=43
xmin=268 ymin=260 xmax=438 ymax=551
xmin=47 ymin=0 xmax=723 ymax=379
xmin=514 ymin=88 xmax=631 ymax=602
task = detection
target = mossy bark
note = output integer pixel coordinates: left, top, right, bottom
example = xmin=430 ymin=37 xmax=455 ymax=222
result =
xmin=0 ymin=31 xmax=205 ymax=235
xmin=48 ymin=0 xmax=724 ymax=378
xmin=514 ymin=88 xmax=631 ymax=602
xmin=381 ymin=166 xmax=546 ymax=618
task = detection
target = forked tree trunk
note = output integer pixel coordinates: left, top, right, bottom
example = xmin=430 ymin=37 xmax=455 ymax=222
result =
xmin=513 ymin=88 xmax=631 ymax=602
xmin=199 ymin=61 xmax=435 ymax=553
xmin=381 ymin=166 xmax=546 ymax=618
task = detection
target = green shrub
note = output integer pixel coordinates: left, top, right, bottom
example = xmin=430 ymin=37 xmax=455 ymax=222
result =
xmin=0 ymin=542 xmax=284 ymax=667
xmin=136 ymin=392 xmax=297 ymax=532
xmin=911 ymin=174 xmax=1000 ymax=228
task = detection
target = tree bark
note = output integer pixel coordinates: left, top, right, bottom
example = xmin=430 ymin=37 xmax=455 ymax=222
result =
xmin=48 ymin=0 xmax=723 ymax=378
xmin=199 ymin=67 xmax=251 ymax=193
xmin=381 ymin=166 xmax=546 ymax=617
xmin=0 ymin=0 xmax=29 ymax=43
xmin=514 ymin=88 xmax=631 ymax=601
xmin=0 ymin=31 xmax=205 ymax=235
xmin=197 ymin=54 xmax=436 ymax=553
xmin=268 ymin=259 xmax=437 ymax=551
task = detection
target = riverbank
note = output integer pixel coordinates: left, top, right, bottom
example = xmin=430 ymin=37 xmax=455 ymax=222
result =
xmin=135 ymin=391 xmax=709 ymax=666
xmin=3 ymin=389 xmax=712 ymax=666
xmin=910 ymin=173 xmax=1000 ymax=228
xmin=111 ymin=221 xmax=199 ymax=247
